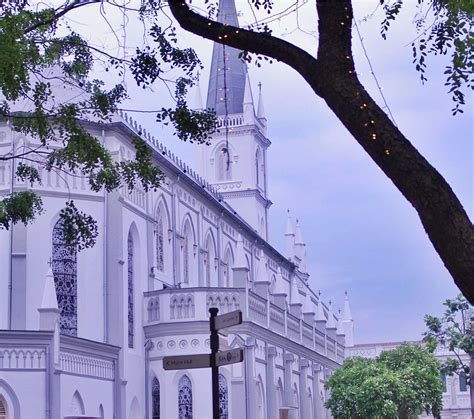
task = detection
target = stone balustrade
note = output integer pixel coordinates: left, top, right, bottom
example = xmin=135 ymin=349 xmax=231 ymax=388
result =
xmin=144 ymin=287 xmax=345 ymax=361
xmin=0 ymin=347 xmax=46 ymax=369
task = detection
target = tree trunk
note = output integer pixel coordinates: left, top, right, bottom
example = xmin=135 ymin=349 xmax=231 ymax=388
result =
xmin=470 ymin=326 xmax=474 ymax=418
xmin=167 ymin=0 xmax=474 ymax=303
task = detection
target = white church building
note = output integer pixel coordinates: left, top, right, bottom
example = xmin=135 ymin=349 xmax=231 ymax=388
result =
xmin=0 ymin=0 xmax=354 ymax=418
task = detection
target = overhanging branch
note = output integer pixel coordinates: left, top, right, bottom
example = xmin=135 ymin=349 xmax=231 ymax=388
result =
xmin=167 ymin=0 xmax=323 ymax=94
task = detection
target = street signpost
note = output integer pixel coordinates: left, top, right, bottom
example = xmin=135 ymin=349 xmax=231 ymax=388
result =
xmin=163 ymin=354 xmax=211 ymax=370
xmin=162 ymin=308 xmax=244 ymax=419
xmin=215 ymin=348 xmax=244 ymax=367
xmin=213 ymin=309 xmax=242 ymax=331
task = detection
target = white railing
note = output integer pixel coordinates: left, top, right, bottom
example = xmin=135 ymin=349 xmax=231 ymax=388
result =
xmin=60 ymin=351 xmax=114 ymax=380
xmin=144 ymin=287 xmax=246 ymax=324
xmin=143 ymin=287 xmax=345 ymax=360
xmin=0 ymin=348 xmax=46 ymax=369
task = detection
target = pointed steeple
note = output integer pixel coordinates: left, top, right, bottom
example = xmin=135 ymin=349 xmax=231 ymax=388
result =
xmin=206 ymin=0 xmax=246 ymax=115
xmin=243 ymin=72 xmax=255 ymax=122
xmin=326 ymin=300 xmax=336 ymax=329
xmin=290 ymin=277 xmax=301 ymax=305
xmin=342 ymin=291 xmax=355 ymax=347
xmin=232 ymin=234 xmax=250 ymax=288
xmin=38 ymin=268 xmax=60 ymax=332
xmin=38 ymin=267 xmax=61 ymax=366
xmin=257 ymin=82 xmax=266 ymax=120
xmin=285 ymin=210 xmax=295 ymax=260
xmin=41 ymin=268 xmax=59 ymax=311
xmin=316 ymin=298 xmax=326 ymax=322
xmin=303 ymin=293 xmax=315 ymax=314
xmin=189 ymin=73 xmax=203 ymax=110
xmin=336 ymin=309 xmax=345 ymax=336
xmin=343 ymin=291 xmax=353 ymax=321
xmin=256 ymin=249 xmax=267 ymax=282
xmin=294 ymin=219 xmax=307 ymax=272
xmin=273 ymin=267 xmax=287 ymax=295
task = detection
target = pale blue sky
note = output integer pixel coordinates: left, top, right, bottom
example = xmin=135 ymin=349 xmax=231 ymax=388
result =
xmin=68 ymin=1 xmax=472 ymax=344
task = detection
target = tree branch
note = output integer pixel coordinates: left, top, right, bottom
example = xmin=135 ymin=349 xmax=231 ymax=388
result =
xmin=168 ymin=0 xmax=474 ymax=302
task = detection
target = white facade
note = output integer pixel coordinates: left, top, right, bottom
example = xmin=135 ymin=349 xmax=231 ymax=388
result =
xmin=0 ymin=108 xmax=350 ymax=419
xmin=0 ymin=1 xmax=354 ymax=416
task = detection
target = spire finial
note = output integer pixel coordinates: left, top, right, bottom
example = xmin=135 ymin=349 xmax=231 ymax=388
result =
xmin=326 ymin=300 xmax=336 ymax=329
xmin=257 ymin=81 xmax=266 ymax=119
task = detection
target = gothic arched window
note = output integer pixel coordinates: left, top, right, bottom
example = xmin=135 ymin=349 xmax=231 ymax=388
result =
xmin=156 ymin=208 xmax=164 ymax=272
xmin=218 ymin=374 xmax=228 ymax=419
xmin=223 ymin=247 xmax=233 ymax=287
xmin=52 ymin=218 xmax=77 ymax=336
xmin=459 ymin=371 xmax=468 ymax=392
xmin=178 ymin=375 xmax=193 ymax=419
xmin=127 ymin=230 xmax=134 ymax=348
xmin=183 ymin=231 xmax=190 ymax=284
xmin=255 ymin=148 xmax=260 ymax=186
xmin=152 ymin=377 xmax=160 ymax=419
xmin=216 ymin=147 xmax=231 ymax=181
xmin=0 ymin=395 xmax=7 ymax=419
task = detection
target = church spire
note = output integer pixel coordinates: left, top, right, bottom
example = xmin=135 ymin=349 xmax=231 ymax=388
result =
xmin=294 ymin=219 xmax=307 ymax=272
xmin=343 ymin=291 xmax=353 ymax=321
xmin=189 ymin=72 xmax=203 ymax=110
xmin=285 ymin=210 xmax=295 ymax=260
xmin=206 ymin=0 xmax=246 ymax=115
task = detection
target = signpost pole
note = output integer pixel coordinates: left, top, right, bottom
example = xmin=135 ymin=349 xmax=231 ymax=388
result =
xmin=209 ymin=307 xmax=220 ymax=419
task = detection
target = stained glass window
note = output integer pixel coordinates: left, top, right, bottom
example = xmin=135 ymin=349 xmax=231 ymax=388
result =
xmin=178 ymin=375 xmax=193 ymax=419
xmin=440 ymin=373 xmax=447 ymax=392
xmin=128 ymin=231 xmax=134 ymax=348
xmin=219 ymin=374 xmax=228 ymax=419
xmin=183 ymin=232 xmax=189 ymax=284
xmin=152 ymin=377 xmax=160 ymax=419
xmin=156 ymin=209 xmax=164 ymax=272
xmin=459 ymin=371 xmax=468 ymax=392
xmin=0 ymin=396 xmax=7 ymax=419
xmin=52 ymin=218 xmax=77 ymax=336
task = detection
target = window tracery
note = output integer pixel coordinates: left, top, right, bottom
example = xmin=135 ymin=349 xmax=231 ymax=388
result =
xmin=218 ymin=374 xmax=228 ymax=419
xmin=127 ymin=231 xmax=134 ymax=348
xmin=152 ymin=377 xmax=160 ymax=419
xmin=156 ymin=208 xmax=164 ymax=272
xmin=0 ymin=396 xmax=7 ymax=419
xmin=178 ymin=375 xmax=193 ymax=419
xmin=183 ymin=233 xmax=189 ymax=284
xmin=459 ymin=371 xmax=468 ymax=392
xmin=52 ymin=218 xmax=77 ymax=336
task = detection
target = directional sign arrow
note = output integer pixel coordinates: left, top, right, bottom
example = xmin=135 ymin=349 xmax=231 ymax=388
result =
xmin=163 ymin=354 xmax=211 ymax=370
xmin=214 ymin=348 xmax=244 ymax=367
xmin=213 ymin=310 xmax=242 ymax=331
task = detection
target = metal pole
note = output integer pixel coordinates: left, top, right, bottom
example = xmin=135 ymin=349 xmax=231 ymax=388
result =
xmin=209 ymin=307 xmax=220 ymax=419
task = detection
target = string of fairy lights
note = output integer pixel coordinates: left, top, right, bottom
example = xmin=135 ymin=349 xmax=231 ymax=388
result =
xmin=339 ymin=6 xmax=394 ymax=157
xmin=353 ymin=17 xmax=398 ymax=128
xmin=209 ymin=4 xmax=395 ymax=158
xmin=222 ymin=43 xmax=231 ymax=171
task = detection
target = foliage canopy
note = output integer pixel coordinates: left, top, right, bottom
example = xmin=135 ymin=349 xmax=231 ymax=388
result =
xmin=0 ymin=0 xmax=216 ymax=248
xmin=424 ymin=295 xmax=474 ymax=384
xmin=325 ymin=344 xmax=443 ymax=419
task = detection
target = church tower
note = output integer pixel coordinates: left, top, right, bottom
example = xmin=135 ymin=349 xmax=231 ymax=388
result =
xmin=197 ymin=0 xmax=271 ymax=239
